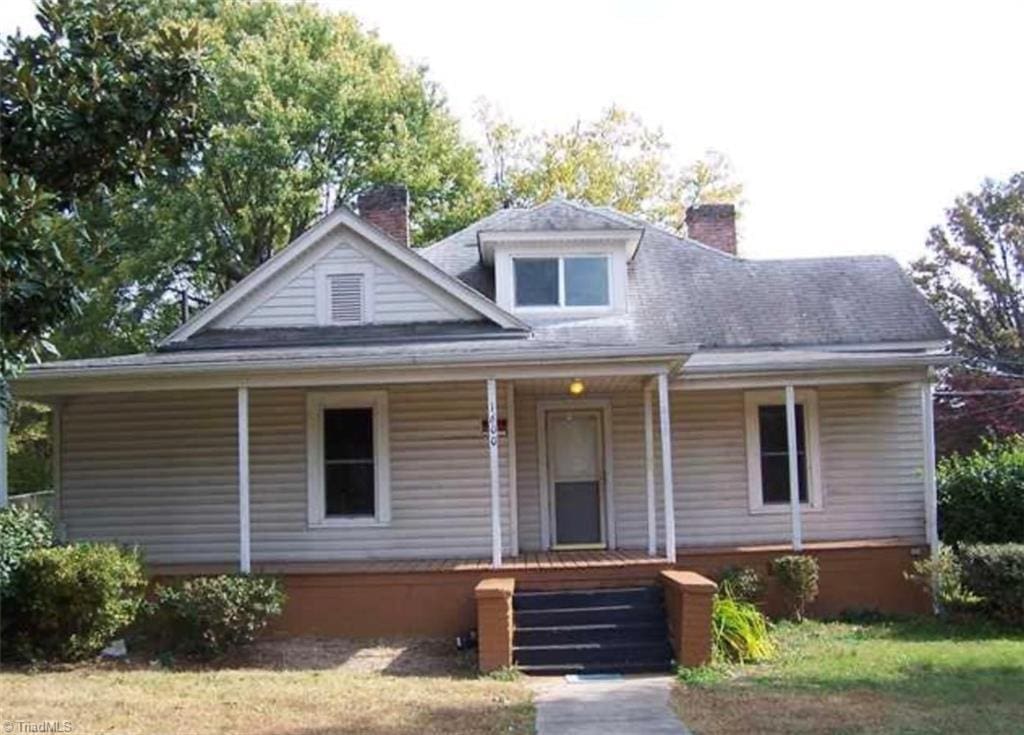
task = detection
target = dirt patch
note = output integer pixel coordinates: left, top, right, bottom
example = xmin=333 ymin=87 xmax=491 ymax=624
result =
xmin=233 ymin=636 xmax=474 ymax=675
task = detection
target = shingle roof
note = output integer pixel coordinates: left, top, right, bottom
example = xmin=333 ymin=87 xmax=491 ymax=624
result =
xmin=421 ymin=201 xmax=949 ymax=349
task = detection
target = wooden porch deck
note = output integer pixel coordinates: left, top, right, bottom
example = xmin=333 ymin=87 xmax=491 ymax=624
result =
xmin=238 ymin=549 xmax=669 ymax=576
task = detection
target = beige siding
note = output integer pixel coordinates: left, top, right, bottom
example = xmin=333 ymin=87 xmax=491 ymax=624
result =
xmin=669 ymin=384 xmax=927 ymax=547
xmin=60 ymin=384 xmax=512 ymax=564
xmin=61 ymin=391 xmax=240 ymax=563
xmin=222 ymin=239 xmax=474 ymax=328
xmin=514 ymin=383 xmax=928 ymax=552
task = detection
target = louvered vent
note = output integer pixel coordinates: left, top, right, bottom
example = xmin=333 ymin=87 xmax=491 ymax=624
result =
xmin=328 ymin=273 xmax=364 ymax=324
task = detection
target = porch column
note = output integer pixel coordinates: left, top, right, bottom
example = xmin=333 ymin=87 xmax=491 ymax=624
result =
xmin=920 ymin=381 xmax=939 ymax=556
xmin=785 ymin=385 xmax=803 ymax=551
xmin=657 ymin=373 xmax=677 ymax=562
xmin=237 ymin=386 xmax=251 ymax=574
xmin=643 ymin=384 xmax=657 ymax=556
xmin=486 ymin=379 xmax=502 ymax=568
xmin=506 ymin=383 xmax=519 ymax=557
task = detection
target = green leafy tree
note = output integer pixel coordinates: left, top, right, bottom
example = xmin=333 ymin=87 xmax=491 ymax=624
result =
xmin=477 ymin=103 xmax=742 ymax=230
xmin=0 ymin=0 xmax=207 ymax=374
xmin=911 ymin=173 xmax=1024 ymax=376
xmin=54 ymin=0 xmax=493 ymax=358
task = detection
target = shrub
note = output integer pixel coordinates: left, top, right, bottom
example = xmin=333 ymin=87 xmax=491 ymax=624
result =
xmin=771 ymin=555 xmax=820 ymax=621
xmin=711 ymin=595 xmax=775 ymax=663
xmin=0 ymin=506 xmax=52 ymax=596
xmin=959 ymin=543 xmax=1024 ymax=625
xmin=938 ymin=436 xmax=1024 ymax=545
xmin=4 ymin=543 xmax=146 ymax=661
xmin=149 ymin=575 xmax=285 ymax=658
xmin=904 ymin=544 xmax=981 ymax=614
xmin=716 ymin=566 xmax=763 ymax=603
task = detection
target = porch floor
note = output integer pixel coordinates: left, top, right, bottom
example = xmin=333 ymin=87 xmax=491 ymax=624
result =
xmin=242 ymin=549 xmax=668 ymax=576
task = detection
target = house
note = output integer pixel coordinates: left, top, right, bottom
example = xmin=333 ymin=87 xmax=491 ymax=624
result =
xmin=12 ymin=186 xmax=950 ymax=672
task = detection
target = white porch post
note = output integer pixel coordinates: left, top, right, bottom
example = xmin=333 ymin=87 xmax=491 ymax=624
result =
xmin=643 ymin=384 xmax=657 ymax=556
xmin=487 ymin=379 xmax=502 ymax=568
xmin=506 ymin=383 xmax=519 ymax=557
xmin=785 ymin=385 xmax=803 ymax=551
xmin=921 ymin=381 xmax=939 ymax=556
xmin=237 ymin=385 xmax=251 ymax=574
xmin=657 ymin=373 xmax=677 ymax=562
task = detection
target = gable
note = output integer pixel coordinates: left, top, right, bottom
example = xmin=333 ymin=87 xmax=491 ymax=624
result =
xmin=162 ymin=207 xmax=525 ymax=346
xmin=212 ymin=236 xmax=476 ymax=330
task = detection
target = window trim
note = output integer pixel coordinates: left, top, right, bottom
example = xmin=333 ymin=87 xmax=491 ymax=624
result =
xmin=306 ymin=390 xmax=391 ymax=527
xmin=512 ymin=254 xmax=612 ymax=311
xmin=315 ymin=264 xmax=374 ymax=326
xmin=744 ymin=389 xmax=823 ymax=514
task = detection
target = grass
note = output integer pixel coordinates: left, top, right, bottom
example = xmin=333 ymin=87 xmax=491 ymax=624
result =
xmin=0 ymin=640 xmax=534 ymax=735
xmin=673 ymin=617 xmax=1024 ymax=735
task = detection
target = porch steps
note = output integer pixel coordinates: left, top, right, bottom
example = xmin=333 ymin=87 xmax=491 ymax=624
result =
xmin=512 ymin=586 xmax=673 ymax=675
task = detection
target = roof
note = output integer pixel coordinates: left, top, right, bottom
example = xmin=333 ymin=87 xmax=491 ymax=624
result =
xmin=16 ymin=198 xmax=950 ymax=389
xmin=422 ymin=201 xmax=950 ymax=350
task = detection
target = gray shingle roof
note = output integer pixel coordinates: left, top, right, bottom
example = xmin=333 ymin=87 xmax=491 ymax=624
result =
xmin=422 ymin=201 xmax=949 ymax=349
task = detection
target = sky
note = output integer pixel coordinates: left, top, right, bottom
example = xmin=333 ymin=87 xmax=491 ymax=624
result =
xmin=2 ymin=0 xmax=1022 ymax=262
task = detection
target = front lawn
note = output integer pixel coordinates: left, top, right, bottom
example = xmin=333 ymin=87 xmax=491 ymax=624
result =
xmin=0 ymin=639 xmax=534 ymax=735
xmin=673 ymin=618 xmax=1024 ymax=735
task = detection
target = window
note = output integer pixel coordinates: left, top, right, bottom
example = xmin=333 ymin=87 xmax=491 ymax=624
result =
xmin=307 ymin=391 xmax=390 ymax=526
xmin=744 ymin=390 xmax=822 ymax=513
xmin=316 ymin=265 xmax=374 ymax=325
xmin=513 ymin=255 xmax=610 ymax=309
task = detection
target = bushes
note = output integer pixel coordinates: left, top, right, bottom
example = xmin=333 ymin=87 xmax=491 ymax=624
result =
xmin=4 ymin=543 xmax=146 ymax=661
xmin=716 ymin=566 xmax=763 ymax=604
xmin=771 ymin=555 xmax=820 ymax=621
xmin=938 ymin=436 xmax=1024 ymax=545
xmin=148 ymin=575 xmax=285 ymax=658
xmin=0 ymin=506 xmax=52 ymax=596
xmin=959 ymin=544 xmax=1024 ymax=625
xmin=711 ymin=594 xmax=774 ymax=663
xmin=905 ymin=544 xmax=980 ymax=614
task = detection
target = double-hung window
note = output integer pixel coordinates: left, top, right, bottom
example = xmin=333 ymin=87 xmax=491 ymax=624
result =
xmin=513 ymin=255 xmax=611 ymax=309
xmin=744 ymin=390 xmax=822 ymax=513
xmin=307 ymin=391 xmax=391 ymax=526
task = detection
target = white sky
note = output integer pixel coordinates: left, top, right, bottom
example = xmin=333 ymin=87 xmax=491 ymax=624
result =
xmin=3 ymin=0 xmax=1022 ymax=262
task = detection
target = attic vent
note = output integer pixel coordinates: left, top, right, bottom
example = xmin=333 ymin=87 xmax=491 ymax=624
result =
xmin=328 ymin=273 xmax=364 ymax=324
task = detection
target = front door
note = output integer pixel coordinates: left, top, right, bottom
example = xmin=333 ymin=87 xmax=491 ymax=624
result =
xmin=547 ymin=409 xmax=605 ymax=548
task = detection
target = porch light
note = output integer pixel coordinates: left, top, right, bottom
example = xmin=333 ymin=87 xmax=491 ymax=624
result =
xmin=569 ymin=379 xmax=586 ymax=396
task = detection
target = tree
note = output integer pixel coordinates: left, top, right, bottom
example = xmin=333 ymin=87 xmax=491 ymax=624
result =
xmin=476 ymin=103 xmax=742 ymax=230
xmin=53 ymin=0 xmax=495 ymax=357
xmin=0 ymin=0 xmax=207 ymax=374
xmin=911 ymin=173 xmax=1024 ymax=376
xmin=911 ymin=173 xmax=1024 ymax=455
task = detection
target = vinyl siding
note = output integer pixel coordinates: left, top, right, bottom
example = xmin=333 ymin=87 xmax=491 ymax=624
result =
xmin=60 ymin=384 xmax=512 ymax=564
xmin=57 ymin=381 xmax=926 ymax=565
xmin=515 ymin=383 xmax=928 ymax=552
xmin=220 ymin=238 xmax=475 ymax=329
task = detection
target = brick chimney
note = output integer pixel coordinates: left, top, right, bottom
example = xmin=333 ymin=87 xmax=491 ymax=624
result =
xmin=685 ymin=203 xmax=737 ymax=255
xmin=356 ymin=184 xmax=410 ymax=246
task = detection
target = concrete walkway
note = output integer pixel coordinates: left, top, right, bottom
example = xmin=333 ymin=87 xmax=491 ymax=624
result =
xmin=529 ymin=675 xmax=691 ymax=735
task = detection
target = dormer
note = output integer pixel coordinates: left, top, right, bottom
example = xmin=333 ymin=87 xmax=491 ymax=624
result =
xmin=478 ymin=201 xmax=643 ymax=320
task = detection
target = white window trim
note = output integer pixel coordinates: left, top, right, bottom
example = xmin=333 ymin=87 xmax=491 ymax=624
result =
xmin=315 ymin=264 xmax=374 ymax=326
xmin=306 ymin=390 xmax=391 ymax=527
xmin=511 ymin=254 xmax=614 ymax=314
xmin=744 ymin=388 xmax=823 ymax=514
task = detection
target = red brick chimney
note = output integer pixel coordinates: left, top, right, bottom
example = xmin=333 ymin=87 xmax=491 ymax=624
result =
xmin=356 ymin=184 xmax=410 ymax=246
xmin=685 ymin=204 xmax=737 ymax=255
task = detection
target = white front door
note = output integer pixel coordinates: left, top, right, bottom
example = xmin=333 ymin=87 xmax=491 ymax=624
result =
xmin=546 ymin=409 xmax=605 ymax=548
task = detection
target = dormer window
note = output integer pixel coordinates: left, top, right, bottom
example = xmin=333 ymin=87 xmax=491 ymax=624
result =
xmin=513 ymin=255 xmax=611 ymax=309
